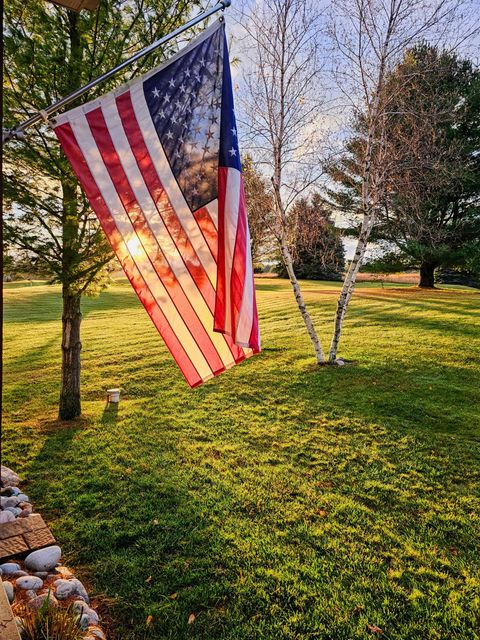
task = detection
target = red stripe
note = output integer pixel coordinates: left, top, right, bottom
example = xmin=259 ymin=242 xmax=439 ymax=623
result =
xmin=116 ymin=92 xmax=245 ymax=364
xmin=55 ymin=121 xmax=202 ymax=387
xmin=85 ymin=106 xmax=226 ymax=376
xmin=193 ymin=207 xmax=218 ymax=261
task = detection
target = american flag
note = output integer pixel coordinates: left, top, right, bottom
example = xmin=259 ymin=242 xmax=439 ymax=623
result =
xmin=54 ymin=20 xmax=260 ymax=387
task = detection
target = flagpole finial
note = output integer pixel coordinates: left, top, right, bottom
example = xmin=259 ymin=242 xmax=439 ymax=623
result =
xmin=220 ymin=0 xmax=232 ymax=7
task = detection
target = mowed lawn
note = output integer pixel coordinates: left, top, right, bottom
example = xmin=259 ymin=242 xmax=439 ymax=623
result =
xmin=3 ymin=278 xmax=480 ymax=640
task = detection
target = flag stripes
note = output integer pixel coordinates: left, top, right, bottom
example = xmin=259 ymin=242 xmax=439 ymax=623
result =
xmin=54 ymin=20 xmax=259 ymax=386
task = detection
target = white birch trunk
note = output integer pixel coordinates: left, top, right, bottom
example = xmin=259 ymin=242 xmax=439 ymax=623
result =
xmin=328 ymin=211 xmax=375 ymax=362
xmin=280 ymin=241 xmax=326 ymax=365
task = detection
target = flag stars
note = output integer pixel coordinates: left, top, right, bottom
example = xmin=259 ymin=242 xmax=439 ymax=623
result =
xmin=166 ymin=130 xmax=174 ymax=140
xmin=168 ymin=78 xmax=176 ymax=88
xmin=229 ymin=147 xmax=237 ymax=157
xmin=231 ymin=128 xmax=237 ymax=137
xmin=152 ymin=87 xmax=160 ymax=98
xmin=163 ymin=94 xmax=170 ymax=103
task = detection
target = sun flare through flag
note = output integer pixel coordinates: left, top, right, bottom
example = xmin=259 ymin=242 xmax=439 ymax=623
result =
xmin=53 ymin=20 xmax=260 ymax=387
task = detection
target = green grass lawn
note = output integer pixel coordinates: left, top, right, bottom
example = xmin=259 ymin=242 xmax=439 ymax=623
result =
xmin=3 ymin=278 xmax=480 ymax=640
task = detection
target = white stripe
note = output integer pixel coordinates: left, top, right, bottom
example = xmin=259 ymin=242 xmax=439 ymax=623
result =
xmin=101 ymin=98 xmax=235 ymax=368
xmin=223 ymin=168 xmax=241 ymax=335
xmin=130 ymin=82 xmax=218 ymax=286
xmin=69 ymin=113 xmax=213 ymax=381
xmin=235 ymin=222 xmax=254 ymax=346
xmin=206 ymin=200 xmax=218 ymax=229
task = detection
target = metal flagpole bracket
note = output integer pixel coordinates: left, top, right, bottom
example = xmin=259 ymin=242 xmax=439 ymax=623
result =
xmin=3 ymin=0 xmax=232 ymax=144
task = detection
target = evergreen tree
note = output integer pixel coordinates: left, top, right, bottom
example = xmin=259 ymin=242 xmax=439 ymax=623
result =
xmin=277 ymin=193 xmax=345 ymax=281
xmin=3 ymin=0 xmax=198 ymax=418
xmin=328 ymin=45 xmax=480 ymax=288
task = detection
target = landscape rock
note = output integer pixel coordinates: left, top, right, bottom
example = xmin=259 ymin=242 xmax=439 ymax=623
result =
xmin=73 ymin=600 xmax=99 ymax=625
xmin=28 ymin=593 xmax=59 ymax=610
xmin=1 ymin=496 xmax=19 ymax=509
xmin=3 ymin=581 xmax=14 ymax=603
xmin=89 ymin=628 xmax=106 ymax=640
xmin=18 ymin=509 xmax=31 ymax=518
xmin=5 ymin=506 xmax=22 ymax=516
xmin=19 ymin=502 xmax=33 ymax=513
xmin=33 ymin=571 xmax=49 ymax=579
xmin=54 ymin=578 xmax=90 ymax=603
xmin=0 ymin=563 xmax=21 ymax=575
xmin=0 ymin=510 xmax=15 ymax=523
xmin=25 ymin=545 xmax=62 ymax=572
xmin=0 ymin=465 xmax=20 ymax=486
xmin=16 ymin=494 xmax=30 ymax=503
xmin=16 ymin=576 xmax=44 ymax=590
xmin=1 ymin=487 xmax=15 ymax=497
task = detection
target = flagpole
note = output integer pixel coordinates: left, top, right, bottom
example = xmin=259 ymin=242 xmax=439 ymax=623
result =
xmin=2 ymin=0 xmax=231 ymax=142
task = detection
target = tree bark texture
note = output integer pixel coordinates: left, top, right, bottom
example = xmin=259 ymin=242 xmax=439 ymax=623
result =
xmin=280 ymin=242 xmax=326 ymax=364
xmin=59 ymin=291 xmax=82 ymax=420
xmin=419 ymin=261 xmax=436 ymax=288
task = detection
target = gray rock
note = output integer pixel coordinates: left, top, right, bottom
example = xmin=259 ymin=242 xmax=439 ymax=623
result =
xmin=54 ymin=578 xmax=89 ymax=604
xmin=5 ymin=506 xmax=22 ymax=516
xmin=25 ymin=545 xmax=62 ymax=572
xmin=90 ymin=629 xmax=106 ymax=640
xmin=0 ymin=465 xmax=20 ymax=487
xmin=18 ymin=502 xmax=33 ymax=513
xmin=0 ymin=510 xmax=15 ymax=523
xmin=0 ymin=562 xmax=21 ymax=575
xmin=29 ymin=593 xmax=59 ymax=610
xmin=33 ymin=571 xmax=49 ymax=579
xmin=1 ymin=496 xmax=20 ymax=509
xmin=24 ymin=589 xmax=38 ymax=600
xmin=14 ymin=571 xmax=29 ymax=577
xmin=3 ymin=581 xmax=14 ymax=604
xmin=16 ymin=576 xmax=43 ymax=590
xmin=73 ymin=600 xmax=99 ymax=625
xmin=16 ymin=494 xmax=29 ymax=503
xmin=0 ymin=487 xmax=14 ymax=497
xmin=18 ymin=509 xmax=31 ymax=518
xmin=54 ymin=579 xmax=75 ymax=600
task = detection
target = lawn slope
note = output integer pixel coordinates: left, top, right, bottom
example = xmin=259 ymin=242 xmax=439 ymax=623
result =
xmin=3 ymin=279 xmax=480 ymax=640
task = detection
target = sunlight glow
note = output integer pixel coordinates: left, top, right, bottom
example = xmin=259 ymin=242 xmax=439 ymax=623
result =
xmin=126 ymin=235 xmax=144 ymax=259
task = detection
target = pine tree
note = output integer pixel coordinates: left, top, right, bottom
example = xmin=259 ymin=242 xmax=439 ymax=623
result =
xmin=3 ymin=0 xmax=198 ymax=418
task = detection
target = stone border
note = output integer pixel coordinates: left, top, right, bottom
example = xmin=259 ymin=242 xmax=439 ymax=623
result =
xmin=1 ymin=466 xmax=106 ymax=640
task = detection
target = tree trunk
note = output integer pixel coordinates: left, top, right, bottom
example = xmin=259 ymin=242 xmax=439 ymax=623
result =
xmin=419 ymin=262 xmax=436 ymax=288
xmin=328 ymin=211 xmax=376 ymax=363
xmin=280 ymin=242 xmax=326 ymax=365
xmin=59 ymin=291 xmax=82 ymax=420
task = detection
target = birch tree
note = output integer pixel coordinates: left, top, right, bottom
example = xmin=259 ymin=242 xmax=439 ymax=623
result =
xmin=238 ymin=0 xmax=330 ymax=364
xmin=326 ymin=0 xmax=480 ymax=363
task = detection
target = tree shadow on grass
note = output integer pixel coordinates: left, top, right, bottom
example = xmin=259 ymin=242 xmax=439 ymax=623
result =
xmin=4 ymin=287 xmax=142 ymax=325
xmin=26 ymin=414 xmax=222 ymax=640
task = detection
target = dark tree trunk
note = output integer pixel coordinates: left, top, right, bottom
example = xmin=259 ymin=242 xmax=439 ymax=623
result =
xmin=419 ymin=261 xmax=436 ymax=288
xmin=59 ymin=291 xmax=82 ymax=420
